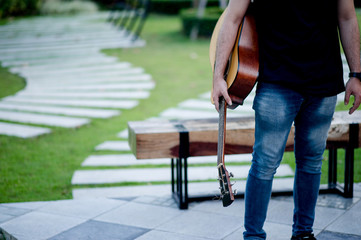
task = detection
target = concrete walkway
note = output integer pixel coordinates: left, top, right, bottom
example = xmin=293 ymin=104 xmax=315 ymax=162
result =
xmin=1 ymin=184 xmax=361 ymax=240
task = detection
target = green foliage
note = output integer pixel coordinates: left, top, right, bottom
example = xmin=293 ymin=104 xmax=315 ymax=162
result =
xmin=0 ymin=64 xmax=26 ymax=99
xmin=150 ymin=0 xmax=192 ymax=14
xmin=0 ymin=0 xmax=41 ymax=18
xmin=180 ymin=7 xmax=223 ymax=37
xmin=40 ymin=0 xmax=98 ymax=15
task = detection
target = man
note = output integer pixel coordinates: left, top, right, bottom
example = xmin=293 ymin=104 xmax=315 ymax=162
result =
xmin=212 ymin=0 xmax=361 ymax=239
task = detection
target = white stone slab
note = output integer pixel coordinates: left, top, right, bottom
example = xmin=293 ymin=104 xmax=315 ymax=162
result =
xmin=72 ymin=178 xmax=295 ymax=200
xmin=23 ymin=67 xmax=145 ymax=81
xmin=26 ymin=82 xmax=155 ymax=91
xmin=0 ymin=103 xmax=120 ymax=118
xmin=3 ymin=97 xmax=138 ymax=109
xmin=0 ymin=38 xmax=144 ymax=54
xmin=117 ymin=129 xmax=128 ymax=138
xmin=71 ymin=164 xmax=293 ymax=184
xmin=179 ymin=99 xmax=254 ymax=112
xmin=0 ymin=122 xmax=51 ymax=138
xmin=0 ymin=110 xmax=90 ymax=128
xmin=73 ymin=185 xmax=171 ymax=199
xmin=95 ymin=141 xmax=130 ymax=151
xmin=82 ymin=154 xmax=170 ymax=166
xmin=81 ymin=154 xmax=252 ymax=167
xmin=15 ymin=90 xmax=150 ymax=100
xmin=0 ymin=48 xmax=99 ymax=60
xmin=13 ymin=62 xmax=132 ymax=76
xmin=160 ymin=108 xmax=253 ymax=120
xmin=28 ymin=74 xmax=152 ymax=86
xmin=9 ymin=55 xmax=118 ymax=70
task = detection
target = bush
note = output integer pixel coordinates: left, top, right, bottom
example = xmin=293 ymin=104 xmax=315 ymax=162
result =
xmin=40 ymin=0 xmax=98 ymax=15
xmin=180 ymin=6 xmax=223 ymax=37
xmin=150 ymin=0 xmax=219 ymax=15
xmin=0 ymin=0 xmax=41 ymax=18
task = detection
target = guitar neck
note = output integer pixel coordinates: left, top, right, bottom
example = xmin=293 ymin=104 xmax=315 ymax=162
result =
xmin=217 ymin=97 xmax=227 ymax=166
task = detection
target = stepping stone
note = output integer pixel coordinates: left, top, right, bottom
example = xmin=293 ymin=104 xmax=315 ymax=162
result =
xmin=0 ymin=122 xmax=51 ymax=138
xmin=178 ymin=99 xmax=254 ymax=112
xmin=0 ymin=103 xmax=120 ymax=119
xmin=81 ymin=154 xmax=252 ymax=167
xmin=8 ymin=55 xmax=118 ymax=69
xmin=95 ymin=141 xmax=131 ymax=151
xmin=0 ymin=38 xmax=144 ymax=53
xmin=0 ymin=110 xmax=90 ymax=128
xmin=24 ymin=67 xmax=145 ymax=80
xmin=26 ymin=82 xmax=155 ymax=91
xmin=15 ymin=90 xmax=150 ymax=100
xmin=160 ymin=108 xmax=253 ymax=120
xmin=71 ymin=164 xmax=293 ymax=184
xmin=27 ymin=74 xmax=152 ymax=86
xmin=12 ymin=62 xmax=132 ymax=75
xmin=3 ymin=97 xmax=138 ymax=109
xmin=117 ymin=129 xmax=128 ymax=138
xmin=72 ymin=178 xmax=295 ymax=199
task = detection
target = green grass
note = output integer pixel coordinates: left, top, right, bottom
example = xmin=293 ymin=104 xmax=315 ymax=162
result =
xmin=0 ymin=65 xmax=26 ymax=98
xmin=0 ymin=14 xmax=213 ymax=203
xmin=1 ymin=13 xmax=361 ymax=203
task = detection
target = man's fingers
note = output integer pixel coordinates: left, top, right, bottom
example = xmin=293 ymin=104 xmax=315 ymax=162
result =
xmin=221 ymin=89 xmax=232 ymax=106
xmin=349 ymin=95 xmax=361 ymax=114
xmin=344 ymin=89 xmax=351 ymax=105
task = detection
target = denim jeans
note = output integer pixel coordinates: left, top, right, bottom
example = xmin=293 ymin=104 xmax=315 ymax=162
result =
xmin=243 ymin=82 xmax=337 ymax=239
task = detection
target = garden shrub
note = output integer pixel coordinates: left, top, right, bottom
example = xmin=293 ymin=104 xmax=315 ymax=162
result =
xmin=40 ymin=0 xmax=98 ymax=15
xmin=150 ymin=0 xmax=219 ymax=15
xmin=0 ymin=0 xmax=41 ymax=18
xmin=180 ymin=6 xmax=223 ymax=37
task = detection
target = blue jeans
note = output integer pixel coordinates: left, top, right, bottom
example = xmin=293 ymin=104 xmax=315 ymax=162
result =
xmin=243 ymin=83 xmax=337 ymax=239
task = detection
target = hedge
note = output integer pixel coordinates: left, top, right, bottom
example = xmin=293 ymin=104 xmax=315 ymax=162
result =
xmin=150 ymin=0 xmax=219 ymax=15
xmin=0 ymin=0 xmax=41 ymax=18
xmin=180 ymin=7 xmax=223 ymax=37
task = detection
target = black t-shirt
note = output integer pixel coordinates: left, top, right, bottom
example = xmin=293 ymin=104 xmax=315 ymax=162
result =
xmin=252 ymin=0 xmax=345 ymax=96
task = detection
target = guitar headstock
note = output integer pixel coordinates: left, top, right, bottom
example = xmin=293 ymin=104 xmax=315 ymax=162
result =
xmin=217 ymin=164 xmax=235 ymax=207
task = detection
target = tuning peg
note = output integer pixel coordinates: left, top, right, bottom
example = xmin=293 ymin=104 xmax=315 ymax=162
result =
xmin=229 ymin=172 xmax=234 ymax=178
xmin=231 ymin=182 xmax=236 ymax=186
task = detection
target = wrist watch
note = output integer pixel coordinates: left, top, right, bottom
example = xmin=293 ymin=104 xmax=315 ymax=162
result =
xmin=349 ymin=72 xmax=361 ymax=81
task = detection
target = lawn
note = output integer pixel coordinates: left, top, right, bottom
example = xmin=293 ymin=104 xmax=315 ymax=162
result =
xmin=0 ymin=13 xmax=360 ymax=203
xmin=0 ymin=14 xmax=213 ymax=203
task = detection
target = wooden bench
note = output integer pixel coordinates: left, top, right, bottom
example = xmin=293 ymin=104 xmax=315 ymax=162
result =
xmin=128 ymin=111 xmax=361 ymax=209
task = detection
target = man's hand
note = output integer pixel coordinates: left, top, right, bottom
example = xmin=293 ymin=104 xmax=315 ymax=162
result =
xmin=212 ymin=77 xmax=232 ymax=112
xmin=344 ymin=77 xmax=361 ymax=114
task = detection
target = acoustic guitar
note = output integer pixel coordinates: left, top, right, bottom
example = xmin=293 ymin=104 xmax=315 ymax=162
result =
xmin=209 ymin=8 xmax=259 ymax=207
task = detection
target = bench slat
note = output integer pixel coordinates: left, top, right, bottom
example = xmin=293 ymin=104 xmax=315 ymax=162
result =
xmin=128 ymin=111 xmax=361 ymax=159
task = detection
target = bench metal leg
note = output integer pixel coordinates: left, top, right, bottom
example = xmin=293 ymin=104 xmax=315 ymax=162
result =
xmin=344 ymin=146 xmax=354 ymax=198
xmin=328 ymin=147 xmax=337 ymax=189
xmin=171 ymin=157 xmax=189 ymax=209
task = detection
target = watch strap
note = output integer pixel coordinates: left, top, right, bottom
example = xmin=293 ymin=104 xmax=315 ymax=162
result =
xmin=349 ymin=72 xmax=361 ymax=81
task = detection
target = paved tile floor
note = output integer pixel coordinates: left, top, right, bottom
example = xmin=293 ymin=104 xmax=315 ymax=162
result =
xmin=1 ymin=183 xmax=361 ymax=240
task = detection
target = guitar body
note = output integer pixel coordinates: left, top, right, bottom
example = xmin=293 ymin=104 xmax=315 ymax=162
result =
xmin=210 ymin=8 xmax=259 ymax=207
xmin=209 ymin=8 xmax=259 ymax=106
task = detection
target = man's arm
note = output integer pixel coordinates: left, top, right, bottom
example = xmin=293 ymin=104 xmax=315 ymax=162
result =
xmin=338 ymin=0 xmax=361 ymax=114
xmin=212 ymin=0 xmax=251 ymax=112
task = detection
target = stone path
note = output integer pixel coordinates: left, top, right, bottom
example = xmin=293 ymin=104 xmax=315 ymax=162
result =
xmin=0 ymin=12 xmax=153 ymax=138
